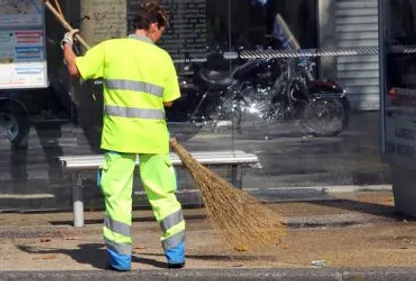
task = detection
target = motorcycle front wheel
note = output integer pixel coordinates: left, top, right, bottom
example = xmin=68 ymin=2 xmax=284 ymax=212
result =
xmin=300 ymin=98 xmax=348 ymax=137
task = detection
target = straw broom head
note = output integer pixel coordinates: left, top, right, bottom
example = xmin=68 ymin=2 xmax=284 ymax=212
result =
xmin=170 ymin=139 xmax=287 ymax=253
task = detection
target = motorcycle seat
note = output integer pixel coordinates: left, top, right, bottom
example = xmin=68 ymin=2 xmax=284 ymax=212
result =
xmin=197 ymin=68 xmax=233 ymax=90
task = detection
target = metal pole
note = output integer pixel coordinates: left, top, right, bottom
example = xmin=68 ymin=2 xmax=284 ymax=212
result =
xmin=231 ymin=164 xmax=243 ymax=189
xmin=378 ymin=0 xmax=387 ymax=157
xmin=72 ymin=173 xmax=84 ymax=227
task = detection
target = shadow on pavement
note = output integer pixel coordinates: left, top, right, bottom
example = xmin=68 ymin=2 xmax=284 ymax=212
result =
xmin=132 ymin=256 xmax=167 ymax=269
xmin=137 ymin=252 xmax=278 ymax=262
xmin=16 ymin=243 xmax=107 ymax=269
xmin=16 ymin=243 xmax=167 ymax=269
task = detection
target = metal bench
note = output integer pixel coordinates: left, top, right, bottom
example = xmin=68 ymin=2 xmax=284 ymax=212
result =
xmin=59 ymin=151 xmax=260 ymax=227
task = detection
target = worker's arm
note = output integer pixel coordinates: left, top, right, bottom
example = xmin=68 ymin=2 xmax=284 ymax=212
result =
xmin=164 ymin=102 xmax=173 ymax=107
xmin=61 ymin=29 xmax=80 ymax=77
xmin=61 ymin=29 xmax=105 ymax=80
xmin=63 ymin=44 xmax=79 ymax=77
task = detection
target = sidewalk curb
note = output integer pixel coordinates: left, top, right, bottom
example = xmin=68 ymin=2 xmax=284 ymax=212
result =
xmin=0 ymin=185 xmax=393 ymax=213
xmin=286 ymin=213 xmax=395 ymax=229
xmin=1 ymin=268 xmax=416 ymax=281
xmin=0 ymin=212 xmax=396 ymax=239
xmin=244 ymin=185 xmax=393 ymax=203
xmin=302 ymin=185 xmax=392 ymax=194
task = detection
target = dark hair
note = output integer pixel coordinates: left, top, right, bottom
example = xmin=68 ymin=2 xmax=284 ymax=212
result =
xmin=133 ymin=2 xmax=168 ymax=30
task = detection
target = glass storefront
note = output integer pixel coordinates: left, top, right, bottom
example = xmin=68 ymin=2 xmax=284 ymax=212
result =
xmin=382 ymin=0 xmax=416 ymax=168
xmin=0 ymin=0 xmax=392 ymax=211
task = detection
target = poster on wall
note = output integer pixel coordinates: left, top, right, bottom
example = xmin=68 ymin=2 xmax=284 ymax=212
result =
xmin=79 ymin=0 xmax=127 ymax=46
xmin=0 ymin=0 xmax=48 ymax=89
xmin=127 ymin=0 xmax=207 ymax=61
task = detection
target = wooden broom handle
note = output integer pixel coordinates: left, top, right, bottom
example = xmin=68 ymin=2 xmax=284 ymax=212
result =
xmin=44 ymin=1 xmax=91 ymax=50
xmin=45 ymin=1 xmax=97 ymax=100
xmin=170 ymin=137 xmax=178 ymax=148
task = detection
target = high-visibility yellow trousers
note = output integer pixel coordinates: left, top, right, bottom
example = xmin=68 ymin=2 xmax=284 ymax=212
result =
xmin=99 ymin=151 xmax=185 ymax=271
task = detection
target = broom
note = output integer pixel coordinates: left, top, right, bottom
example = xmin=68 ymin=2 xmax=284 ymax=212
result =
xmin=169 ymin=139 xmax=287 ymax=252
xmin=45 ymin=0 xmax=287 ymax=253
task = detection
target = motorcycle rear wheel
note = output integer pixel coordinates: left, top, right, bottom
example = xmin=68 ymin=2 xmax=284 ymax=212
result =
xmin=300 ymin=98 xmax=347 ymax=137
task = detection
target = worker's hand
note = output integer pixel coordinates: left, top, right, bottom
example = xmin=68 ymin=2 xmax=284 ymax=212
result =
xmin=61 ymin=29 xmax=79 ymax=50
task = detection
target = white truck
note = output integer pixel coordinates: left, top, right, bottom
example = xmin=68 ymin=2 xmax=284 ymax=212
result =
xmin=0 ymin=0 xmax=72 ymax=148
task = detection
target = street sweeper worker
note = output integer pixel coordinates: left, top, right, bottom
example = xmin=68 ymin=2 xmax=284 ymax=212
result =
xmin=60 ymin=2 xmax=185 ymax=271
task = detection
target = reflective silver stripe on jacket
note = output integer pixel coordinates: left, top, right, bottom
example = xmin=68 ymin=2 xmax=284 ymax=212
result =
xmin=105 ymin=105 xmax=165 ymax=119
xmin=104 ymin=215 xmax=131 ymax=237
xmin=104 ymin=79 xmax=164 ymax=98
xmin=104 ymin=238 xmax=132 ymax=256
xmin=162 ymin=230 xmax=185 ymax=250
xmin=160 ymin=209 xmax=184 ymax=233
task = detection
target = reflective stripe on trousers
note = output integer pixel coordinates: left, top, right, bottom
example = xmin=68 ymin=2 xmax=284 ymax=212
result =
xmin=105 ymin=215 xmax=131 ymax=237
xmin=160 ymin=209 xmax=184 ymax=233
xmin=104 ymin=237 xmax=132 ymax=256
xmin=160 ymin=209 xmax=185 ymax=251
xmin=162 ymin=229 xmax=186 ymax=250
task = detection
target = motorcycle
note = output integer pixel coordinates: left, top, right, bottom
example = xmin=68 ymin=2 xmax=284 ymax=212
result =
xmin=167 ymin=47 xmax=350 ymax=138
xmin=231 ymin=54 xmax=350 ymax=137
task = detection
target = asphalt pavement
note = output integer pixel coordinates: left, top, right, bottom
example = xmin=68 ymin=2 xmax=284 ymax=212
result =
xmin=2 ymin=191 xmax=416 ymax=280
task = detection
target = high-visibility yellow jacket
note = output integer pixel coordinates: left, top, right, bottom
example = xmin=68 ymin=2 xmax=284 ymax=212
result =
xmin=76 ymin=34 xmax=180 ymax=154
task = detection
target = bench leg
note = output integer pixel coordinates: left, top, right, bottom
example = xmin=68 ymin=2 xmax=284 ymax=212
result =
xmin=231 ymin=165 xmax=243 ymax=189
xmin=72 ymin=173 xmax=84 ymax=227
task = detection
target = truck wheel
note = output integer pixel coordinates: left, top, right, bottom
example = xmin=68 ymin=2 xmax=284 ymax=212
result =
xmin=0 ymin=103 xmax=30 ymax=149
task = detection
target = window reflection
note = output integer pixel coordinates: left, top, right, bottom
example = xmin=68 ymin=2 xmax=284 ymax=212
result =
xmin=0 ymin=0 xmax=391 ymax=211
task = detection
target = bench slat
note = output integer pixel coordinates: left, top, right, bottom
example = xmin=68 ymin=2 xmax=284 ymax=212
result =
xmin=59 ymin=151 xmax=249 ymax=162
xmin=59 ymin=151 xmax=259 ymax=171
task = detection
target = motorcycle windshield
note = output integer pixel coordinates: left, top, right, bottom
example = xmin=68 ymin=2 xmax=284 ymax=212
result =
xmin=272 ymin=13 xmax=301 ymax=51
